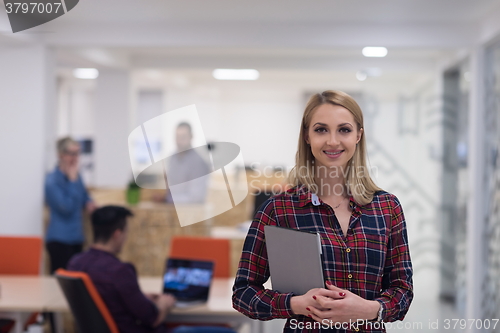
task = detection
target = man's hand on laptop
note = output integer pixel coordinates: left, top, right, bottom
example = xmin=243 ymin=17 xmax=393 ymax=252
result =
xmin=153 ymin=294 xmax=177 ymax=326
xmin=145 ymin=293 xmax=159 ymax=302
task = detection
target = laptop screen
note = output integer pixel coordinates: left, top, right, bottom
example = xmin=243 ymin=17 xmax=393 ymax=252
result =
xmin=163 ymin=258 xmax=214 ymax=302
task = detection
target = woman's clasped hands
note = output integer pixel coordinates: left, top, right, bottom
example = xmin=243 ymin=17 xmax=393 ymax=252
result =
xmin=290 ymin=281 xmax=380 ymax=324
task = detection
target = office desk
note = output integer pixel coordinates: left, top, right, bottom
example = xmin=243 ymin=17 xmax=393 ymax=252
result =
xmin=0 ymin=275 xmax=263 ymax=333
xmin=0 ymin=276 xmax=61 ymax=333
xmin=0 ymin=276 xmax=59 ymax=312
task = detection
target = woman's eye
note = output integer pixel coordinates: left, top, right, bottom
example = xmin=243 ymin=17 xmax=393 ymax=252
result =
xmin=314 ymin=127 xmax=327 ymax=133
xmin=339 ymin=127 xmax=352 ymax=133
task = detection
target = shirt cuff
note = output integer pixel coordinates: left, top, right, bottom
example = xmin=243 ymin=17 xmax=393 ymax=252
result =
xmin=374 ymin=298 xmax=387 ymax=322
xmin=272 ymin=292 xmax=296 ymax=318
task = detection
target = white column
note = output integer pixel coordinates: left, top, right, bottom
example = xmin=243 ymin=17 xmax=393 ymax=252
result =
xmin=0 ymin=45 xmax=56 ymax=236
xmin=466 ymin=47 xmax=486 ymax=328
xmin=94 ymin=69 xmax=132 ymax=188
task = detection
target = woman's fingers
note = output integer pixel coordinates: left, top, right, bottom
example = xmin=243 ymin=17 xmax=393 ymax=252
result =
xmin=309 ymin=311 xmax=323 ymax=322
xmin=314 ymin=294 xmax=337 ymax=309
xmin=307 ymin=305 xmax=331 ymax=321
xmin=314 ymin=287 xmax=347 ymax=299
xmin=325 ymin=282 xmax=348 ymax=294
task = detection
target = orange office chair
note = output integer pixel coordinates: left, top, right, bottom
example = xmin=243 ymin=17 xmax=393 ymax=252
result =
xmin=55 ymin=269 xmax=119 ymax=333
xmin=0 ymin=236 xmax=42 ymax=275
xmin=0 ymin=236 xmax=42 ymax=331
xmin=167 ymin=236 xmax=234 ymax=331
xmin=169 ymin=236 xmax=230 ymax=278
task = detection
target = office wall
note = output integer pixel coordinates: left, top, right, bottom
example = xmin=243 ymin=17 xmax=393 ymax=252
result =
xmin=132 ymin=70 xmax=437 ymax=169
xmin=57 ymin=79 xmax=95 ymax=139
xmin=93 ymin=69 xmax=132 ymax=188
xmin=0 ymin=45 xmax=55 ymax=236
xmin=61 ymin=69 xmax=439 ymax=189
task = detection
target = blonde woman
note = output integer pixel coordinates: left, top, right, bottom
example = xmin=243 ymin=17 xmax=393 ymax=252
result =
xmin=45 ymin=137 xmax=96 ymax=273
xmin=232 ymin=91 xmax=413 ymax=332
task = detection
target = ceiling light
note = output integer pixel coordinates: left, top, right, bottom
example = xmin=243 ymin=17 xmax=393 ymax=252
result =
xmin=212 ymin=69 xmax=259 ymax=80
xmin=362 ymin=47 xmax=388 ymax=58
xmin=73 ymin=68 xmax=99 ymax=79
xmin=356 ymin=71 xmax=367 ymax=81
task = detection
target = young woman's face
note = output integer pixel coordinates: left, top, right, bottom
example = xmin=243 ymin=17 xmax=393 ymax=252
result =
xmin=305 ymin=103 xmax=363 ymax=171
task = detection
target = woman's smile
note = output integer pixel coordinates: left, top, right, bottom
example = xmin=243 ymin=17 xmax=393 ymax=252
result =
xmin=323 ymin=149 xmax=345 ymax=158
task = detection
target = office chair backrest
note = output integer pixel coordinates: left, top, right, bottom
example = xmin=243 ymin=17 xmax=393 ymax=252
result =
xmin=55 ymin=269 xmax=119 ymax=333
xmin=0 ymin=236 xmax=42 ymax=275
xmin=0 ymin=319 xmax=15 ymax=333
xmin=170 ymin=236 xmax=230 ymax=278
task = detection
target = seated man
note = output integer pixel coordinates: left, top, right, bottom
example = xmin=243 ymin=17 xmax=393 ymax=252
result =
xmin=68 ymin=206 xmax=174 ymax=333
xmin=68 ymin=205 xmax=236 ymax=333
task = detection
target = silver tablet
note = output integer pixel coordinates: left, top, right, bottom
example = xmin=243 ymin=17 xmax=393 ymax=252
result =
xmin=264 ymin=225 xmax=325 ymax=295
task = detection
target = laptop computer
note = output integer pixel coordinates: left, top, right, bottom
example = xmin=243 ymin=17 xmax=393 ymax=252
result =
xmin=264 ymin=225 xmax=325 ymax=295
xmin=162 ymin=258 xmax=215 ymax=307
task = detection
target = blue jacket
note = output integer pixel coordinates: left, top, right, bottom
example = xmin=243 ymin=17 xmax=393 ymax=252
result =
xmin=45 ymin=166 xmax=91 ymax=244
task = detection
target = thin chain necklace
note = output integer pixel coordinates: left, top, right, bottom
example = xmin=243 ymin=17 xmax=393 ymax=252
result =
xmin=332 ymin=197 xmax=346 ymax=209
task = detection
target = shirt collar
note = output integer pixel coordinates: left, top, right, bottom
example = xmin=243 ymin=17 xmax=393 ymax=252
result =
xmin=295 ymin=184 xmax=362 ymax=214
xmin=311 ymin=193 xmax=321 ymax=206
xmin=54 ymin=165 xmax=68 ymax=180
xmin=294 ymin=185 xmax=312 ymax=207
xmin=55 ymin=165 xmax=63 ymax=174
xmin=89 ymin=247 xmax=118 ymax=258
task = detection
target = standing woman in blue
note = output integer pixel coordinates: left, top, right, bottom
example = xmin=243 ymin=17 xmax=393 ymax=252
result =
xmin=232 ymin=91 xmax=413 ymax=332
xmin=45 ymin=137 xmax=96 ymax=273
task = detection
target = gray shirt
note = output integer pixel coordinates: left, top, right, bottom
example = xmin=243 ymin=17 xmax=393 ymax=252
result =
xmin=165 ymin=148 xmax=210 ymax=204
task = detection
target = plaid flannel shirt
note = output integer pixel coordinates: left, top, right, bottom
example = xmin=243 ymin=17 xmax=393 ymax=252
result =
xmin=232 ymin=185 xmax=413 ymax=333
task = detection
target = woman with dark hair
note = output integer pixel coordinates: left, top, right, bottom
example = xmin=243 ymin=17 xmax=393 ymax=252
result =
xmin=232 ymin=90 xmax=413 ymax=332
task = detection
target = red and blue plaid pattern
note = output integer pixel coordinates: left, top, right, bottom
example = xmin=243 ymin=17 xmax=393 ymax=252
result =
xmin=232 ymin=185 xmax=413 ymax=332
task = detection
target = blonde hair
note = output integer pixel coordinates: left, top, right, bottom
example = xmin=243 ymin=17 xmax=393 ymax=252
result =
xmin=288 ymin=90 xmax=382 ymax=206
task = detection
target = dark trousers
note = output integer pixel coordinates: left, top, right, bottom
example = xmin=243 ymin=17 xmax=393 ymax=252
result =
xmin=45 ymin=242 xmax=83 ymax=333
xmin=46 ymin=241 xmax=83 ymax=274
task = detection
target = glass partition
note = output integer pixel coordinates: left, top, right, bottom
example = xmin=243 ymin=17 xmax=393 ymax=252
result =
xmin=483 ymin=42 xmax=500 ymax=327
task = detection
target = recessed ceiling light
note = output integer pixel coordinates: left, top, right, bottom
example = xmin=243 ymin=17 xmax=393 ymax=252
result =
xmin=362 ymin=47 xmax=388 ymax=58
xmin=212 ymin=69 xmax=259 ymax=80
xmin=356 ymin=71 xmax=367 ymax=81
xmin=73 ymin=68 xmax=99 ymax=79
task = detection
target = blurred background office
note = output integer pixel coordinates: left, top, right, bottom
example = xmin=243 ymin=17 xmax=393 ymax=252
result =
xmin=1 ymin=1 xmax=500 ymax=332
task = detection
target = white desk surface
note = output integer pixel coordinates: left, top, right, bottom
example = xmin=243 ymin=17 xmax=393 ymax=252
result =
xmin=0 ymin=275 xmax=61 ymax=312
xmin=0 ymin=275 xmax=242 ymax=315
xmin=140 ymin=277 xmax=242 ymax=316
xmin=0 ymin=275 xmax=267 ymax=333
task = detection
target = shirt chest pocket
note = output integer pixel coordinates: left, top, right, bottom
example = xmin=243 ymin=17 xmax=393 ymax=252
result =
xmin=353 ymin=230 xmax=388 ymax=276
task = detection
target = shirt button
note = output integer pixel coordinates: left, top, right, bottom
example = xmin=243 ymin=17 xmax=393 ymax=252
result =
xmin=346 ymin=248 xmax=351 ymax=252
xmin=348 ymin=274 xmax=353 ymax=279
